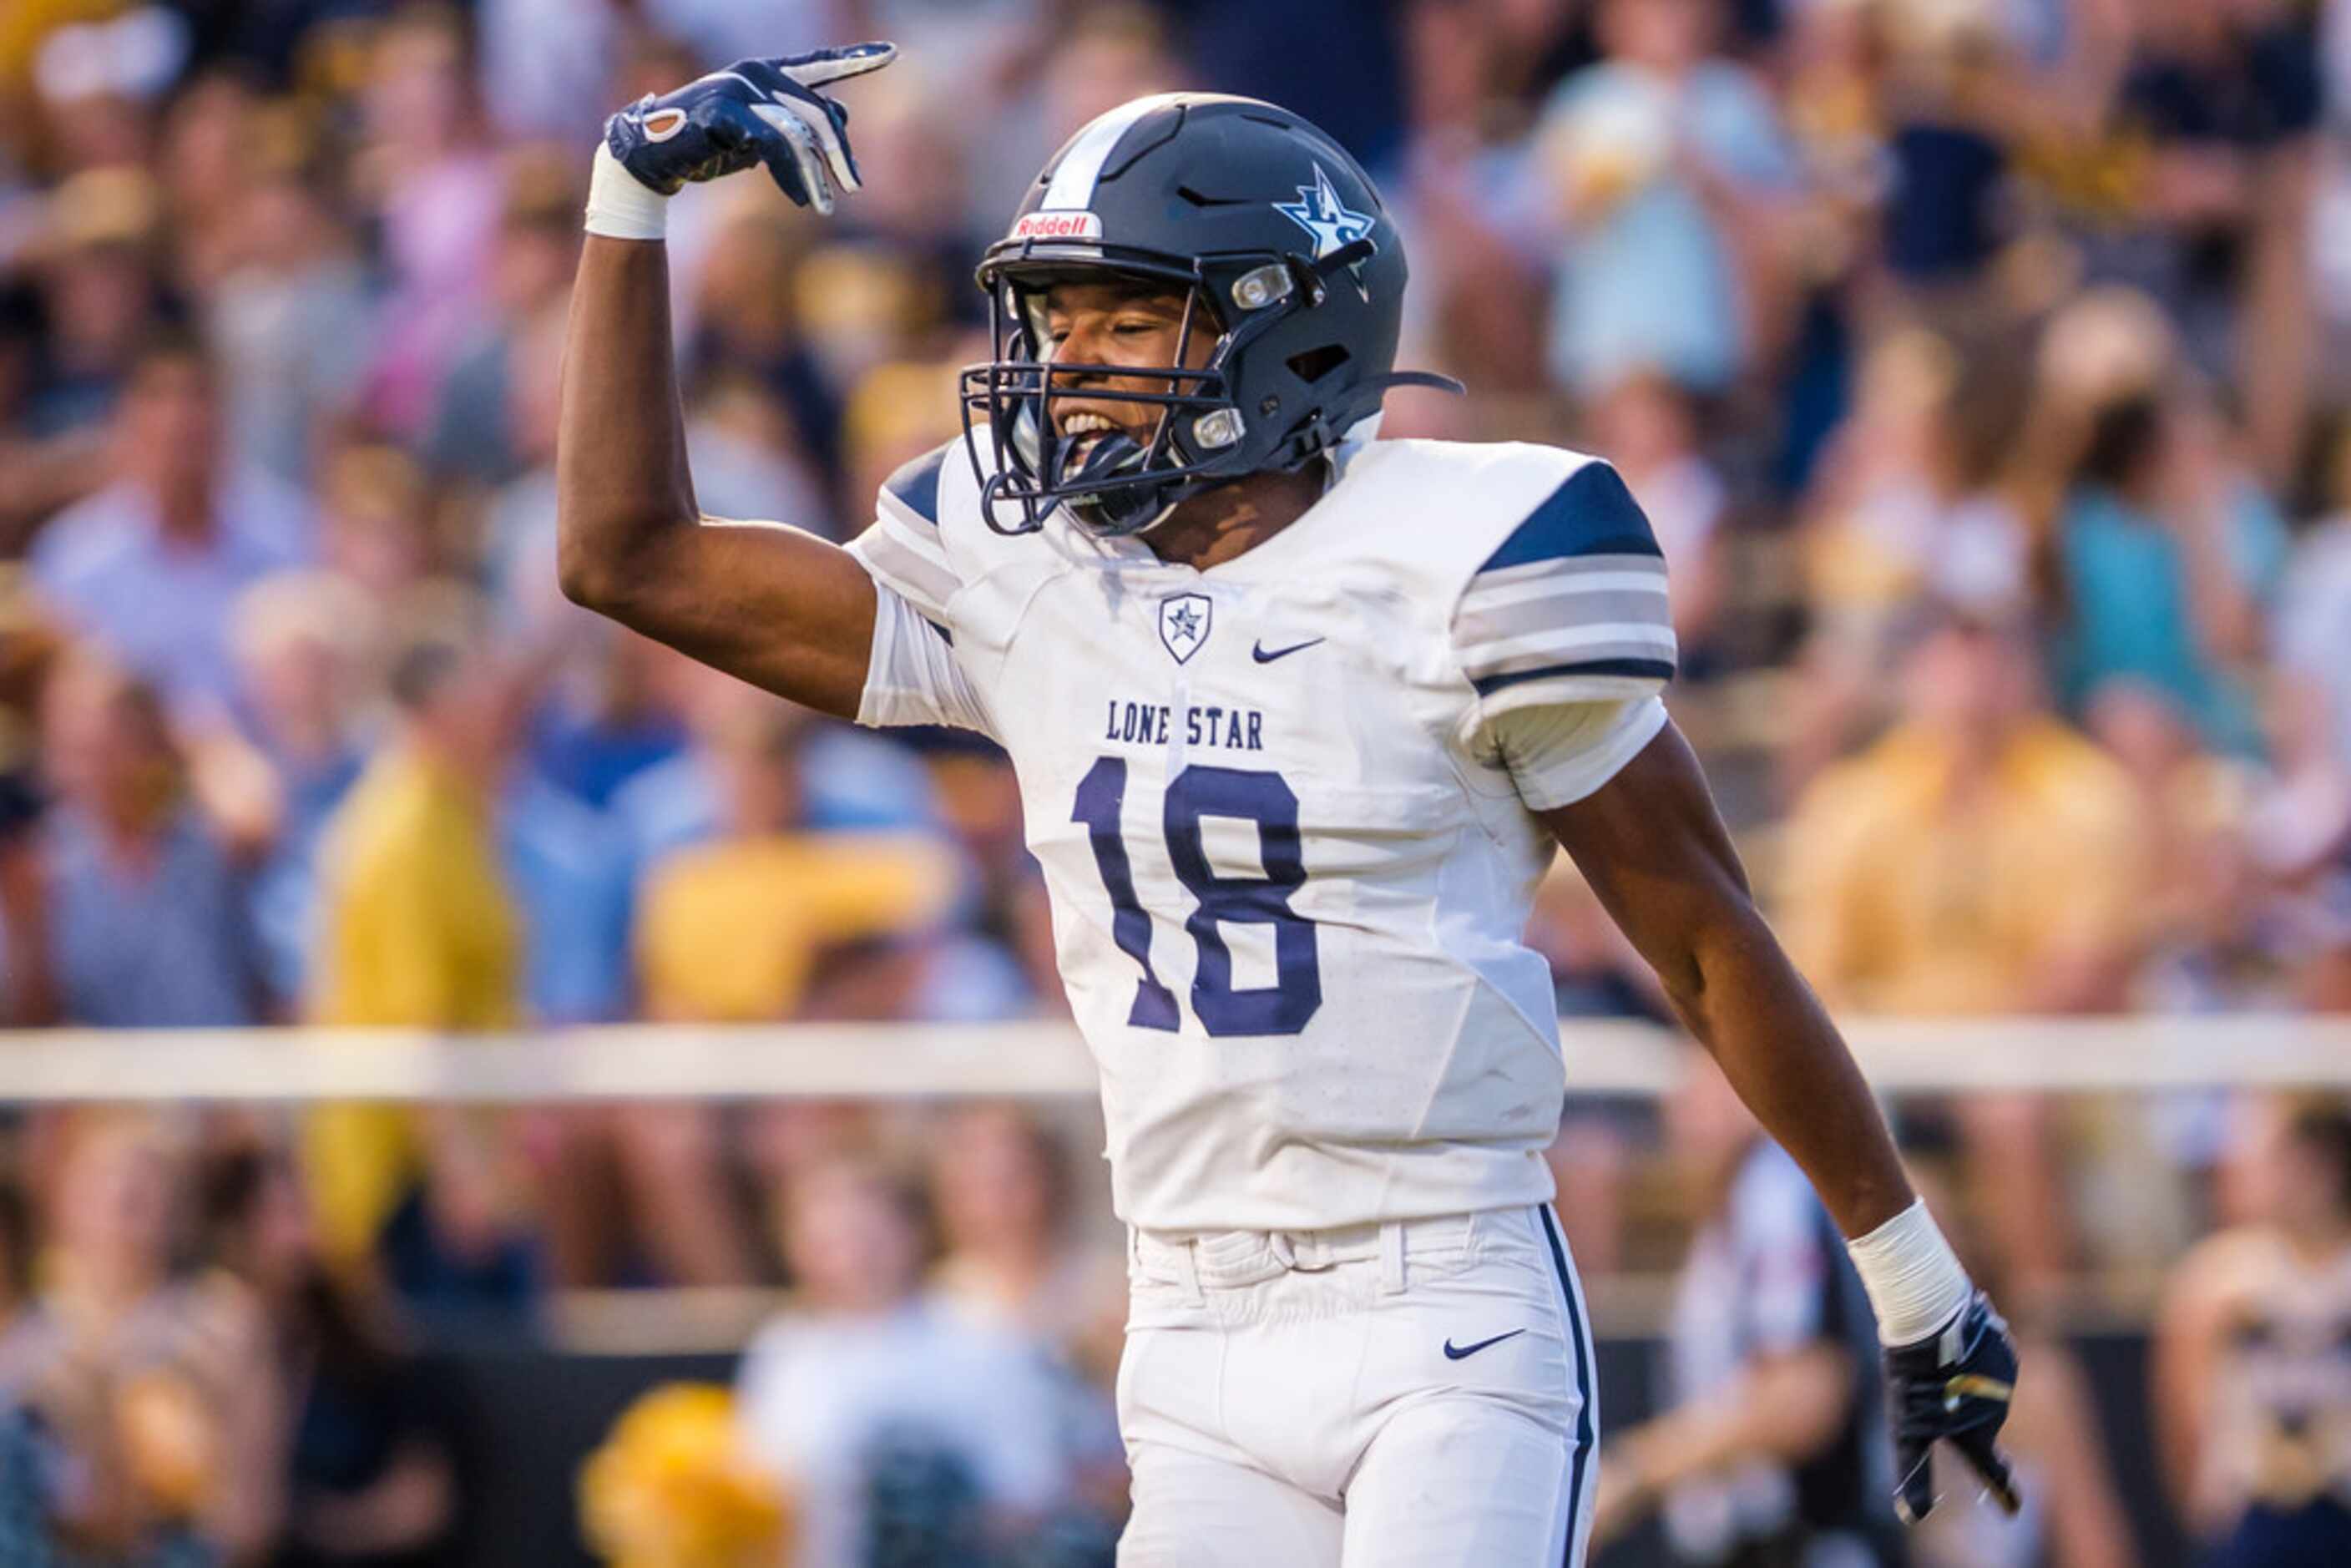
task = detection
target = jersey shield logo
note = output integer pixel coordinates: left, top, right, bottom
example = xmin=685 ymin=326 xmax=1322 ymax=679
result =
xmin=1158 ymin=592 xmax=1213 ymax=664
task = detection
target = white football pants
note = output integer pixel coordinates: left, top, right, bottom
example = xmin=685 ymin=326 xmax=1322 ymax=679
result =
xmin=1116 ymin=1205 xmax=1598 ymax=1567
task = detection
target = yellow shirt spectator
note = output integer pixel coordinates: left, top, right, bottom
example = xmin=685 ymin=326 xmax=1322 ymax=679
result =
xmin=637 ymin=836 xmax=956 ymax=1020
xmin=306 ymin=746 xmax=522 ymax=1261
xmin=1778 ymin=716 xmax=2146 ymax=1016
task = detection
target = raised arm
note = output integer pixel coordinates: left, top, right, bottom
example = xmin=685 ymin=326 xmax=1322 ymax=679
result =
xmin=555 ymin=46 xmax=896 ymax=720
xmin=557 ymin=238 xmax=873 ymax=716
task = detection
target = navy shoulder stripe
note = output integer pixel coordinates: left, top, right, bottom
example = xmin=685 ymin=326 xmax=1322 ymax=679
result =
xmin=882 ymin=442 xmax=953 ymax=527
xmin=1472 ymin=657 xmax=1676 ymax=697
xmin=1479 ymin=462 xmax=1661 ymax=574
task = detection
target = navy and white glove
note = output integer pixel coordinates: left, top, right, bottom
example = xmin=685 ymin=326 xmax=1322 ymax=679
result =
xmin=1883 ymin=1290 xmax=2023 ymax=1524
xmin=602 ymin=43 xmax=896 ymax=217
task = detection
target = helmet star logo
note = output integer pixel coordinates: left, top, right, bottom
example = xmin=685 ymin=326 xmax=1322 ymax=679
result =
xmin=1275 ymin=164 xmax=1375 ymax=260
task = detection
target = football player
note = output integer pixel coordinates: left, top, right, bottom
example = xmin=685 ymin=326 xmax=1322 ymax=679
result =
xmin=559 ymin=46 xmax=2021 ymax=1565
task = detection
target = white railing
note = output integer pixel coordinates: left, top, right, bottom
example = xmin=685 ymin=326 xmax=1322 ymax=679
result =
xmin=0 ymin=1015 xmax=2339 ymax=1100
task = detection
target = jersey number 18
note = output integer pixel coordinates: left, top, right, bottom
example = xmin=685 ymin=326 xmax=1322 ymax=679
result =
xmin=1071 ymin=756 xmax=1322 ymax=1036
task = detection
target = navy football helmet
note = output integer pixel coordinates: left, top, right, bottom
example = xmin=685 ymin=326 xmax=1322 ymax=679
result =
xmin=961 ymin=94 xmax=1459 ymax=536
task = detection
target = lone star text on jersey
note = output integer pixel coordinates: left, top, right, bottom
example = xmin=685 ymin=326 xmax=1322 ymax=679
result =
xmin=1105 ymin=696 xmax=1267 ymax=751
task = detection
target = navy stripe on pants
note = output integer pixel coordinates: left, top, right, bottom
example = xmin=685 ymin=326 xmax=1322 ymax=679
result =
xmin=1538 ymin=1206 xmax=1595 ymax=1566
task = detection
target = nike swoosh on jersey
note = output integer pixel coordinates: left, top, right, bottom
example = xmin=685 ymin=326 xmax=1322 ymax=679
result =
xmin=1442 ymin=1328 xmax=1526 ymax=1361
xmin=1251 ymin=637 xmax=1325 ymax=663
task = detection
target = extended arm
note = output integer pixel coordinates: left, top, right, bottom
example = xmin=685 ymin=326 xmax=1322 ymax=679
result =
xmin=556 ymin=47 xmax=897 ymax=719
xmin=1540 ymin=716 xmax=2019 ymax=1522
xmin=1540 ymin=720 xmax=1909 ymax=1236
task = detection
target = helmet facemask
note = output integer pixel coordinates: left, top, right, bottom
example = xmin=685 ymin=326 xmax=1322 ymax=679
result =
xmin=960 ymin=255 xmax=1311 ymax=538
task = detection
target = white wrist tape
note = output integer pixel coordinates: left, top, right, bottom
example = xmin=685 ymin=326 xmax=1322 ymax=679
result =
xmin=1846 ymin=1199 xmax=1974 ymax=1346
xmin=584 ymin=142 xmax=669 ymax=241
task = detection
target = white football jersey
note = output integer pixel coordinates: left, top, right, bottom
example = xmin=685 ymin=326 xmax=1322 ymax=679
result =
xmin=845 ymin=435 xmax=1676 ymax=1232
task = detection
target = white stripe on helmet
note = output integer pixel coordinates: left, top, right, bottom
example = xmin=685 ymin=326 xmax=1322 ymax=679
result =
xmin=1039 ymin=94 xmax=1186 ymax=211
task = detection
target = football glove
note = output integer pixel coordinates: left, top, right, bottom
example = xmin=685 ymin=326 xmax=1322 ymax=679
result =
xmin=604 ymin=43 xmax=897 ymax=215
xmin=1883 ymin=1290 xmax=2023 ymax=1524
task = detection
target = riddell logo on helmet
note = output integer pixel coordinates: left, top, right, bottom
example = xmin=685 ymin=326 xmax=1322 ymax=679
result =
xmin=1010 ymin=211 xmax=1103 ymax=241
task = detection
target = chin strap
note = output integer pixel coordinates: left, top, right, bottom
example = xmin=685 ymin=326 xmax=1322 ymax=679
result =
xmin=1055 ymin=432 xmax=1185 ymax=537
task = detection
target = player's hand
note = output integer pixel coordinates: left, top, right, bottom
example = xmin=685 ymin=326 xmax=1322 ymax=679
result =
xmin=604 ymin=43 xmax=896 ymax=215
xmin=1883 ymin=1289 xmax=2023 ymax=1524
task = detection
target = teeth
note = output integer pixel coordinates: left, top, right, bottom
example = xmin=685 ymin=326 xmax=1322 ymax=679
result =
xmin=1061 ymin=412 xmax=1115 ymax=436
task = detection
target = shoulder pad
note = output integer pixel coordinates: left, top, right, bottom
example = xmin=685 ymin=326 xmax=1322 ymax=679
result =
xmin=1479 ymin=459 xmax=1663 ymax=572
xmin=879 ymin=440 xmax=955 ymax=529
xmin=1452 ymin=451 xmax=1676 ymax=704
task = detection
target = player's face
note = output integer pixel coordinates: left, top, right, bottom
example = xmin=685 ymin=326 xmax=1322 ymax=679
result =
xmin=1036 ymin=280 xmax=1214 ymax=461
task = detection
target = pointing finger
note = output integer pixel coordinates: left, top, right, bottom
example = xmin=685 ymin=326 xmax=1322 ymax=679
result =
xmin=776 ymin=42 xmax=897 ymax=90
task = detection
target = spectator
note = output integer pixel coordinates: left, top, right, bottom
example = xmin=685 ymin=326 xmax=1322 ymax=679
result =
xmin=309 ymin=604 xmax=523 ymax=1040
xmin=736 ymin=1155 xmax=1073 ymax=1568
xmin=0 ymin=1114 xmax=282 ymax=1564
xmin=423 ymin=148 xmax=582 ymax=490
xmin=633 ymin=695 xmax=958 ymax=1027
xmin=928 ymin=1103 xmax=1122 ymax=1365
xmin=926 ymin=1104 xmax=1125 ymax=1533
xmin=206 ymin=125 xmax=375 ymax=487
xmin=351 ymin=5 xmax=506 ymax=440
xmin=1782 ymin=606 xmax=2147 ymax=1016
xmin=156 ymin=71 xmax=259 ymax=298
xmin=2055 ymin=392 xmax=2284 ymax=756
xmin=2105 ymin=0 xmax=2322 ymax=481
xmin=315 ymin=443 xmax=439 ymax=609
xmin=303 ymin=600 xmax=538 ymax=1318
xmin=199 ymin=1146 xmax=458 ymax=1568
xmin=2089 ymin=679 xmax=2284 ymax=1014
xmin=1781 ymin=331 xmax=2037 ymax=791
xmin=19 ymin=165 xmax=166 ymax=440
xmin=498 ymin=766 xmax=633 ymax=1027
xmin=521 ymin=629 xmax=695 ymax=814
xmin=2154 ymin=1095 xmax=2351 ymax=1566
xmin=226 ymin=571 xmax=375 ymax=1015
xmin=1530 ymin=0 xmax=1802 ymax=396
xmin=893 ymin=731 xmax=1044 ymax=1024
xmin=1589 ymin=1054 xmax=1900 ymax=1566
xmin=28 ymin=328 xmax=310 ymax=723
xmin=23 ymin=651 xmax=260 ymax=1027
xmin=680 ymin=207 xmax=847 ymax=496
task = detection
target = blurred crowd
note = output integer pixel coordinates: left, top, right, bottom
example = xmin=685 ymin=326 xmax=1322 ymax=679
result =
xmin=0 ymin=0 xmax=2348 ymax=1561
